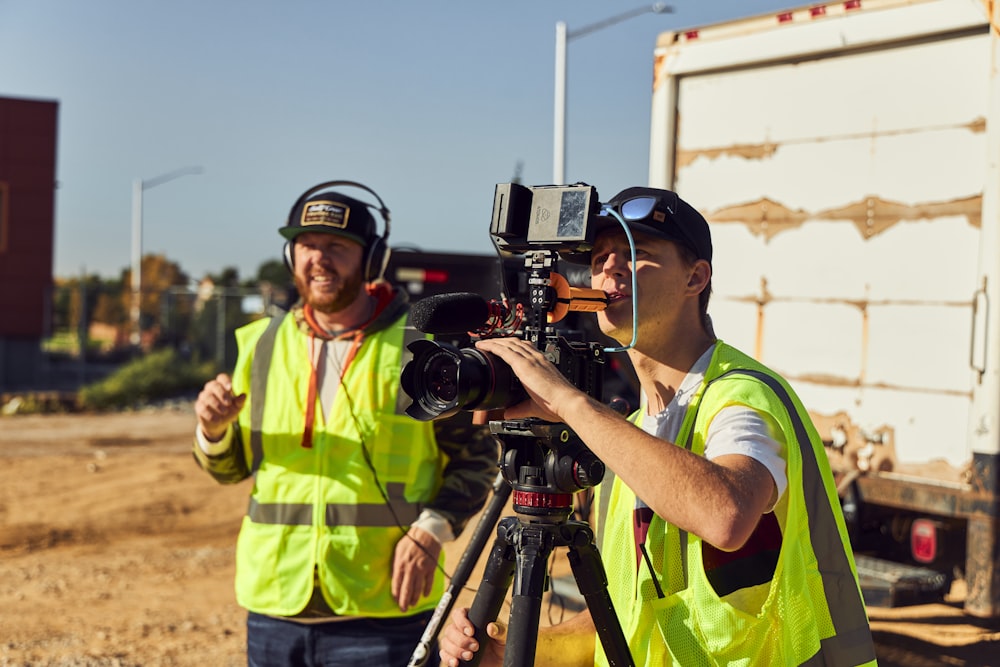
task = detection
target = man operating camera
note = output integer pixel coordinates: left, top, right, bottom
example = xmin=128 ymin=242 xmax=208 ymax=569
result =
xmin=438 ymin=186 xmax=876 ymax=666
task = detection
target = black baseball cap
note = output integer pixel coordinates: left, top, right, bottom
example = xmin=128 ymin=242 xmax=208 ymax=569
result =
xmin=562 ymin=186 xmax=712 ymax=265
xmin=279 ymin=191 xmax=376 ymax=247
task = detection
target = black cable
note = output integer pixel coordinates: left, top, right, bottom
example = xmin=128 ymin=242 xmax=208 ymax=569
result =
xmin=330 ymin=336 xmax=470 ymax=588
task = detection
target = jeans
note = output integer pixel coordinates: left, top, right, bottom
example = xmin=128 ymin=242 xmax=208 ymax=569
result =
xmin=246 ymin=610 xmax=435 ymax=667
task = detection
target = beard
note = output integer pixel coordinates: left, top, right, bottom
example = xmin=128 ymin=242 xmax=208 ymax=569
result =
xmin=294 ymin=269 xmax=365 ymax=315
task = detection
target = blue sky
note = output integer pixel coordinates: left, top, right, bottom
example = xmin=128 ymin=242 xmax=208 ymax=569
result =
xmin=1 ymin=0 xmax=796 ymax=280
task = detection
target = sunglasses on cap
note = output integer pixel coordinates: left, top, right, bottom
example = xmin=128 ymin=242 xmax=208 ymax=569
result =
xmin=599 ymin=192 xmax=677 ymax=222
xmin=598 ymin=191 xmax=702 ymax=254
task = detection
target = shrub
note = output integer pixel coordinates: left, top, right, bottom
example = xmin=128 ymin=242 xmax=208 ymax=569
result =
xmin=78 ymin=348 xmax=215 ymax=411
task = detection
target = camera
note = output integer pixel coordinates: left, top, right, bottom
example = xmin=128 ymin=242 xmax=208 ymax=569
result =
xmin=401 ymin=183 xmax=607 ymax=422
xmin=400 ymin=183 xmax=613 ymax=499
xmin=401 ymin=330 xmax=604 ymax=421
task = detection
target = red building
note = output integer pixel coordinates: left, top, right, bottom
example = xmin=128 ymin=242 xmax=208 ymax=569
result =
xmin=0 ymin=95 xmax=59 ymax=390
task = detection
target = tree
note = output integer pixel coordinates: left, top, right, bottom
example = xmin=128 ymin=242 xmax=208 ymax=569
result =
xmin=254 ymin=259 xmax=295 ymax=311
xmin=120 ymin=254 xmax=190 ymax=347
xmin=254 ymin=259 xmax=288 ymax=288
xmin=210 ymin=266 xmax=240 ymax=287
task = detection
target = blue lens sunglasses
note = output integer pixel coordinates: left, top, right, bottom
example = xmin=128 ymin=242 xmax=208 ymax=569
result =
xmin=600 ymin=192 xmax=700 ymax=258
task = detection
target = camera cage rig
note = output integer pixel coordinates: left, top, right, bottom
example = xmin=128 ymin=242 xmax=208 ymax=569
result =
xmin=405 ymin=183 xmax=634 ymax=667
xmin=489 ymin=247 xmax=607 ymax=504
xmin=405 ymin=181 xmax=614 ymax=499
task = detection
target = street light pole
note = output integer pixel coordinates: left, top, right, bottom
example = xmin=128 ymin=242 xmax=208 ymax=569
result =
xmin=553 ymin=2 xmax=673 ymax=185
xmin=130 ymin=165 xmax=203 ymax=347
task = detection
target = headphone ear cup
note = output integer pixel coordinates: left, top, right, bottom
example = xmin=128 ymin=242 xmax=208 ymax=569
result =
xmin=364 ymin=237 xmax=390 ymax=282
xmin=283 ymin=241 xmax=295 ymax=273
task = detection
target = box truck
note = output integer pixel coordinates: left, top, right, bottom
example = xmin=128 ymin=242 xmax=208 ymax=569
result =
xmin=648 ymin=0 xmax=1000 ymax=617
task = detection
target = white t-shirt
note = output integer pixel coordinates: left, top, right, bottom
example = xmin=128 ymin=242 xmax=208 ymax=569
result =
xmin=639 ymin=344 xmax=788 ymax=509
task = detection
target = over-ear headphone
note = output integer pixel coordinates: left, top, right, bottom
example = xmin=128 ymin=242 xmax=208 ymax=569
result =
xmin=282 ymin=180 xmax=392 ymax=283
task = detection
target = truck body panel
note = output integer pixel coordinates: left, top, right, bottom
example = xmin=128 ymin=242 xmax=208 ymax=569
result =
xmin=650 ymin=0 xmax=1000 ymax=616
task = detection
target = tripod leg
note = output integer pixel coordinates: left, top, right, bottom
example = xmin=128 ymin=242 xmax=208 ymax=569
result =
xmin=503 ymin=521 xmax=557 ymax=666
xmin=464 ymin=516 xmax=519 ymax=666
xmin=408 ymin=475 xmax=511 ymax=667
xmin=566 ymin=525 xmax=634 ymax=667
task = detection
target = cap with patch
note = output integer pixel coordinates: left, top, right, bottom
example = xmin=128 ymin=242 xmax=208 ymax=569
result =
xmin=562 ymin=186 xmax=712 ymax=265
xmin=279 ymin=191 xmax=376 ymax=247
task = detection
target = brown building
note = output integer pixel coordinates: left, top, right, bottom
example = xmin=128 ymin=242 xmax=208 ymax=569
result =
xmin=0 ymin=95 xmax=59 ymax=390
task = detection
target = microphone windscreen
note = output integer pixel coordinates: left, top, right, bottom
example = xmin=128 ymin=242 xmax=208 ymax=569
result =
xmin=410 ymin=292 xmax=491 ymax=334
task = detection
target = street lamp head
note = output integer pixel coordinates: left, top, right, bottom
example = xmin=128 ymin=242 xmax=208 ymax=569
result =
xmin=553 ymin=3 xmax=675 ymax=184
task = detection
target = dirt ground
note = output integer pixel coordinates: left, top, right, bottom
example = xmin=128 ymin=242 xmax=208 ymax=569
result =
xmin=2 ymin=406 xmax=1000 ymax=666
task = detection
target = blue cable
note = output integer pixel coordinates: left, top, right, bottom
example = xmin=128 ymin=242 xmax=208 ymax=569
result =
xmin=600 ymin=208 xmax=638 ymax=353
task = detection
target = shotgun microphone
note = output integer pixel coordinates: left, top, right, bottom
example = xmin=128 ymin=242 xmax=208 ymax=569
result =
xmin=410 ymin=293 xmax=516 ymax=335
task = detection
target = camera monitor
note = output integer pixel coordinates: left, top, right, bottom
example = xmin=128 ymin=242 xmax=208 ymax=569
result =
xmin=490 ymin=183 xmax=598 ymax=253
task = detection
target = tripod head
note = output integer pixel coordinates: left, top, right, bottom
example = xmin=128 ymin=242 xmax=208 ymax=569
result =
xmin=491 ymin=419 xmax=605 ymax=521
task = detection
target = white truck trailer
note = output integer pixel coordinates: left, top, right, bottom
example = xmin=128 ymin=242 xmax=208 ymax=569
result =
xmin=648 ymin=0 xmax=1000 ymax=617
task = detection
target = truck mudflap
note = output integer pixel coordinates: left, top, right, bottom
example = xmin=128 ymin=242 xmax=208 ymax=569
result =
xmin=855 ymin=554 xmax=950 ymax=608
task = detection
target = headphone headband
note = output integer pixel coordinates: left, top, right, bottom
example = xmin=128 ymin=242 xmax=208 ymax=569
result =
xmin=286 ymin=179 xmax=391 ymax=242
xmin=283 ymin=180 xmax=393 ymax=283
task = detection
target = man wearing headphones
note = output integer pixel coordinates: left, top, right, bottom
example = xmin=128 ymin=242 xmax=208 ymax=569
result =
xmin=192 ymin=186 xmax=498 ymax=665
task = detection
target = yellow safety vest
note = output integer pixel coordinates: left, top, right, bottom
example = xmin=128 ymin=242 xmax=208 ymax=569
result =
xmin=596 ymin=342 xmax=876 ymax=666
xmin=230 ymin=312 xmax=446 ymax=617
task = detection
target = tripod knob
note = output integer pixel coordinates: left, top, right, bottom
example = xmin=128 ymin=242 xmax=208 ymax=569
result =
xmin=552 ymin=449 xmax=605 ymax=491
xmin=573 ymin=456 xmax=605 ymax=488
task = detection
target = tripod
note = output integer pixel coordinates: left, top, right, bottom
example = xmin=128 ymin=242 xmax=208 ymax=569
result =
xmin=461 ymin=420 xmax=634 ymax=667
xmin=404 ymin=249 xmax=634 ymax=665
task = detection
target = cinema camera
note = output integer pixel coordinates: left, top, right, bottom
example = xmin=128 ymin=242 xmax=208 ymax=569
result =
xmin=402 ymin=183 xmax=636 ymax=667
xmin=400 ymin=182 xmax=613 ymax=496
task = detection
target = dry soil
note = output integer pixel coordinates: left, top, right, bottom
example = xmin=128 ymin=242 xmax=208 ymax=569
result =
xmin=1 ymin=406 xmax=999 ymax=666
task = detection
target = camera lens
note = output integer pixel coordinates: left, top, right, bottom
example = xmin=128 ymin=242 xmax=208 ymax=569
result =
xmin=401 ymin=339 xmax=525 ymax=421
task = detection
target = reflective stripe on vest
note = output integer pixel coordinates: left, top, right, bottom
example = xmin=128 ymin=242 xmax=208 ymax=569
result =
xmin=249 ymin=312 xmax=285 ymax=475
xmin=247 ymin=481 xmax=420 ymax=527
xmin=709 ymin=369 xmax=873 ymax=665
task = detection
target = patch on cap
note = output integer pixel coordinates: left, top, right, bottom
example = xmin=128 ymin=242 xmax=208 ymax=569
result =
xmin=301 ymin=199 xmax=351 ymax=230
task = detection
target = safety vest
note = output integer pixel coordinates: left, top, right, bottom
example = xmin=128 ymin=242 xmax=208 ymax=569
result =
xmin=595 ymin=341 xmax=876 ymax=666
xmin=229 ymin=312 xmax=445 ymax=617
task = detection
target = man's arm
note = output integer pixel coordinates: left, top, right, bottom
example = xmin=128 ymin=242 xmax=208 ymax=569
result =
xmin=474 ymin=338 xmax=775 ymax=552
xmin=426 ymin=413 xmax=499 ymax=537
xmin=392 ymin=412 xmax=498 ymax=612
xmin=191 ymin=373 xmax=251 ymax=484
xmin=191 ymin=423 xmax=251 ymax=484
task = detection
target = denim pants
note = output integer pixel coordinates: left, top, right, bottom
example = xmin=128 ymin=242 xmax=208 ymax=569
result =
xmin=246 ymin=610 xmax=436 ymax=667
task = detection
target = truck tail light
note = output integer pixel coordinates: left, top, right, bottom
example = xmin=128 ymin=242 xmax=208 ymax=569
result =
xmin=394 ymin=267 xmax=449 ymax=284
xmin=911 ymin=519 xmax=939 ymax=564
xmin=422 ymin=269 xmax=449 ymax=284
